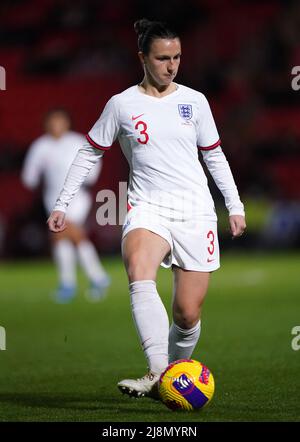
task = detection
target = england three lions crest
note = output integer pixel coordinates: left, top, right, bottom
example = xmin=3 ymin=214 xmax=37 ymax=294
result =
xmin=178 ymin=104 xmax=193 ymax=120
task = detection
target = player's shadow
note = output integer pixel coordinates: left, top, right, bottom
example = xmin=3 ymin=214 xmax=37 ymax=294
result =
xmin=0 ymin=392 xmax=163 ymax=416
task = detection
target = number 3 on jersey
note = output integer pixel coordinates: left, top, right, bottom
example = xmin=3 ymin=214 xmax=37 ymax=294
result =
xmin=135 ymin=121 xmax=149 ymax=145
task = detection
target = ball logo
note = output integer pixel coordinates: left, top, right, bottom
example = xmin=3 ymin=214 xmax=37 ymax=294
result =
xmin=199 ymin=365 xmax=210 ymax=385
xmin=172 ymin=373 xmax=194 ymax=395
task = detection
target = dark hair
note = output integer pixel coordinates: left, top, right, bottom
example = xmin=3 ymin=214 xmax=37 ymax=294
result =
xmin=43 ymin=106 xmax=73 ymax=128
xmin=43 ymin=107 xmax=72 ymax=129
xmin=134 ymin=18 xmax=179 ymax=55
xmin=44 ymin=107 xmax=71 ymax=121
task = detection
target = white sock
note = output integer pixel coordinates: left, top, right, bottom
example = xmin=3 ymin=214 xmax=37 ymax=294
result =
xmin=77 ymin=240 xmax=107 ymax=283
xmin=130 ymin=280 xmax=169 ymax=375
xmin=168 ymin=320 xmax=201 ymax=363
xmin=53 ymin=239 xmax=76 ymax=287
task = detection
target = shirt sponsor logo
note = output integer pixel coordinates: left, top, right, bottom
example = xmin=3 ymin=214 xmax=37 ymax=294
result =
xmin=178 ymin=104 xmax=193 ymax=120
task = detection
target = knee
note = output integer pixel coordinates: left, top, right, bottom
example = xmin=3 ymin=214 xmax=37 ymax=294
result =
xmin=173 ymin=306 xmax=201 ymax=329
xmin=125 ymin=253 xmax=155 ymax=282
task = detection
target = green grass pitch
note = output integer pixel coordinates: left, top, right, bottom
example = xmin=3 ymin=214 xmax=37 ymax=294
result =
xmin=0 ymin=252 xmax=299 ymax=422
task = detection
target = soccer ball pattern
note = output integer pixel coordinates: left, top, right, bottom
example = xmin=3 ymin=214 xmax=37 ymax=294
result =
xmin=159 ymin=359 xmax=215 ymax=411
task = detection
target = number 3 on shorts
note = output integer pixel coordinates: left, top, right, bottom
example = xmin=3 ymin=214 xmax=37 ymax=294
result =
xmin=207 ymin=230 xmax=215 ymax=255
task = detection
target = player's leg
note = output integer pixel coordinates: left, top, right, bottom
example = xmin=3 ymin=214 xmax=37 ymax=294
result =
xmin=67 ymin=222 xmax=110 ymax=300
xmin=167 ymin=219 xmax=219 ymax=361
xmin=168 ymin=267 xmax=210 ymax=362
xmin=67 ymin=194 xmax=110 ymax=299
xmin=118 ymin=228 xmax=171 ymax=397
xmin=51 ymin=230 xmax=77 ymax=303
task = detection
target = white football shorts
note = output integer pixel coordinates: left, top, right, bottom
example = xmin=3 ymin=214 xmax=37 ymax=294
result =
xmin=45 ymin=190 xmax=92 ymax=225
xmin=122 ymin=207 xmax=220 ymax=272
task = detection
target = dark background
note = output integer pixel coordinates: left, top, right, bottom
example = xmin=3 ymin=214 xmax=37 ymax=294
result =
xmin=0 ymin=0 xmax=299 ymax=258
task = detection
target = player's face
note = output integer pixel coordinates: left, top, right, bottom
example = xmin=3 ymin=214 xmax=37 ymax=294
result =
xmin=45 ymin=113 xmax=71 ymax=138
xmin=142 ymin=38 xmax=181 ymax=87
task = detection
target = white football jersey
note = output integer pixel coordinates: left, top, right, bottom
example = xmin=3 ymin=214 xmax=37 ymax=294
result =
xmin=87 ymin=84 xmax=221 ymax=220
xmin=22 ymin=131 xmax=101 ymax=214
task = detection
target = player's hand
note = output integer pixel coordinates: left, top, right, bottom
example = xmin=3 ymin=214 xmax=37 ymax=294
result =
xmin=47 ymin=210 xmax=67 ymax=233
xmin=229 ymin=215 xmax=246 ymax=239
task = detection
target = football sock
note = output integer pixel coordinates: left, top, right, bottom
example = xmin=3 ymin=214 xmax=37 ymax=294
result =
xmin=53 ymin=239 xmax=76 ymax=287
xmin=77 ymin=240 xmax=107 ymax=283
xmin=130 ymin=280 xmax=169 ymax=375
xmin=168 ymin=320 xmax=201 ymax=363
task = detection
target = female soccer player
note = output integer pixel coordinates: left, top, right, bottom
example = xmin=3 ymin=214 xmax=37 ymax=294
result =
xmin=47 ymin=19 xmax=246 ymax=397
xmin=22 ymin=108 xmax=110 ymax=303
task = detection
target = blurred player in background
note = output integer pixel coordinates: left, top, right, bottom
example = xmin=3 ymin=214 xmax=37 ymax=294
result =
xmin=47 ymin=20 xmax=246 ymax=396
xmin=22 ymin=108 xmax=110 ymax=303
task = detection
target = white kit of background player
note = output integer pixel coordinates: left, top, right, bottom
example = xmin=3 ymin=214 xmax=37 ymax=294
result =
xmin=22 ymin=126 xmax=110 ymax=302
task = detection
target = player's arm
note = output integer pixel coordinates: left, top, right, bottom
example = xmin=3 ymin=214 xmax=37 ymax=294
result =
xmin=76 ymin=135 xmax=103 ymax=187
xmin=83 ymin=155 xmax=102 ymax=187
xmin=201 ymin=146 xmax=246 ymax=238
xmin=196 ymin=93 xmax=246 ymax=238
xmin=47 ymin=143 xmax=103 ymax=232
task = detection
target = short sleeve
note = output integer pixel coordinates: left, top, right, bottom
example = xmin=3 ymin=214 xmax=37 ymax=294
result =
xmin=86 ymin=96 xmax=120 ymax=151
xmin=196 ymin=94 xmax=221 ymax=151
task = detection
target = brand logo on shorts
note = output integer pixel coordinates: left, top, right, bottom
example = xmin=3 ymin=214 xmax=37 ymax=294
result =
xmin=178 ymin=104 xmax=193 ymax=120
